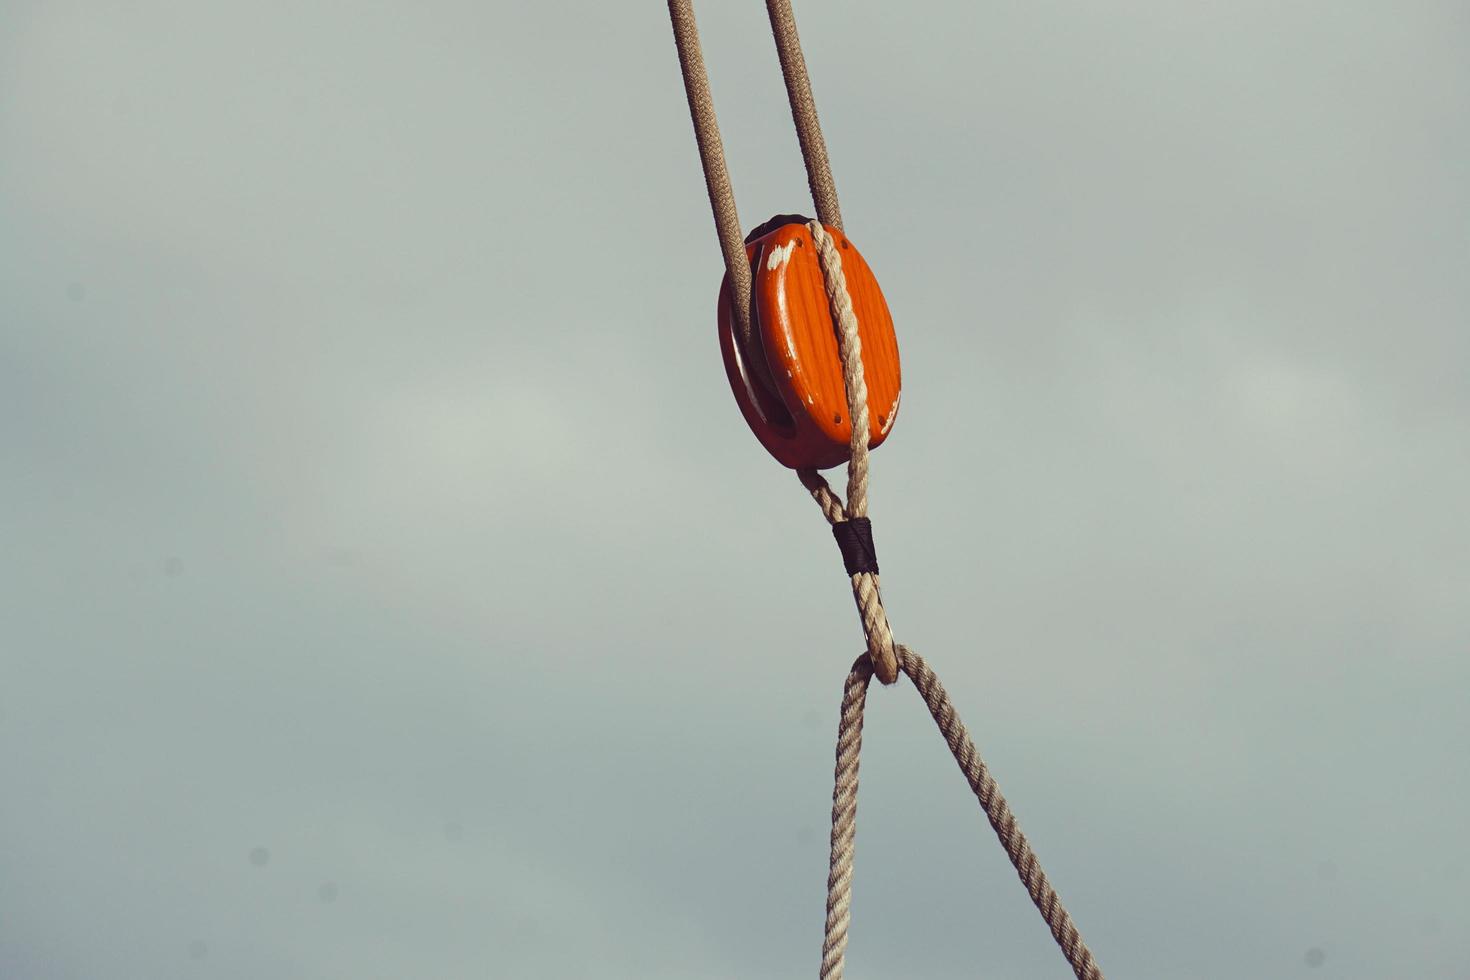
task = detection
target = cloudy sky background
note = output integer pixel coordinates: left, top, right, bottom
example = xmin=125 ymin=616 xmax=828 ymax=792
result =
xmin=3 ymin=2 xmax=1468 ymax=977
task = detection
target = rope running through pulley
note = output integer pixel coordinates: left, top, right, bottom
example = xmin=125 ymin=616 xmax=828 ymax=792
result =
xmin=666 ymin=3 xmax=1106 ymax=978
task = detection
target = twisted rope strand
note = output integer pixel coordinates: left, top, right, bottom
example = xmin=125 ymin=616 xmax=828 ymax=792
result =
xmin=819 ymin=655 xmax=874 ymax=980
xmin=663 ymin=9 xmax=1105 ymax=980
xmin=807 ymin=223 xmax=872 ymax=517
xmin=804 ymin=220 xmax=896 ymax=685
xmin=798 ymin=467 xmax=847 ymax=524
xmin=822 ymin=647 xmax=1106 ymax=980
xmin=900 ymin=649 xmax=1104 ymax=980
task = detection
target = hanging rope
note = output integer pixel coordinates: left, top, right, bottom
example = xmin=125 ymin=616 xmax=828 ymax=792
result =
xmin=822 ymin=647 xmax=1104 ymax=980
xmin=804 ymin=216 xmax=1103 ymax=980
xmin=765 ymin=0 xmax=844 ymax=230
xmin=665 ymin=4 xmax=1106 ymax=978
xmin=667 ymin=0 xmax=754 ymax=354
xmin=797 ymin=220 xmax=897 ymax=686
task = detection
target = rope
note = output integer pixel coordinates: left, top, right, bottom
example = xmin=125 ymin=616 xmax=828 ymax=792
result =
xmin=663 ymin=6 xmax=1106 ymax=979
xmin=798 ymin=221 xmax=897 ymax=686
xmin=666 ymin=0 xmax=754 ymax=355
xmin=765 ymin=0 xmax=843 ymax=231
xmin=667 ymin=0 xmax=895 ymax=682
xmin=821 ymin=647 xmax=1106 ymax=980
xmin=804 ymin=220 xmax=1100 ymax=978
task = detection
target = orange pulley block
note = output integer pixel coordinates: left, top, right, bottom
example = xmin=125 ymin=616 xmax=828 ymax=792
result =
xmin=717 ymin=215 xmax=902 ymax=470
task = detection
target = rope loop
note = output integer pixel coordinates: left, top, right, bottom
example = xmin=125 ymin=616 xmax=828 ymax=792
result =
xmin=821 ymin=646 xmax=1106 ymax=980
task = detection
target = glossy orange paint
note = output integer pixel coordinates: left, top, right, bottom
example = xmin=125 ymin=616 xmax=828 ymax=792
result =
xmin=718 ymin=219 xmax=901 ymax=470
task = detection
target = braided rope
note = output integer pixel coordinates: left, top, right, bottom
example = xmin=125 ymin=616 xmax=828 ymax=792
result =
xmin=765 ymin=0 xmax=843 ymax=231
xmin=822 ymin=647 xmax=1106 ymax=980
xmin=666 ymin=0 xmax=754 ymax=355
xmin=663 ymin=6 xmax=1106 ymax=978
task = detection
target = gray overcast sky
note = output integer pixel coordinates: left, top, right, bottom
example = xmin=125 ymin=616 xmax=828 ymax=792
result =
xmin=2 ymin=2 xmax=1467 ymax=978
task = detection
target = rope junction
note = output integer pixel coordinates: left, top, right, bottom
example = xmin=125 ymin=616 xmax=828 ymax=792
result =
xmin=666 ymin=4 xmax=1106 ymax=977
xmin=824 ymin=648 xmax=1104 ymax=980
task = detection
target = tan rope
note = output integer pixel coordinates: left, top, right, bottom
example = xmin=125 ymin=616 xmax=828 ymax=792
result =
xmin=821 ymin=647 xmax=1106 ymax=980
xmin=799 ymin=221 xmax=896 ymax=686
xmin=765 ymin=0 xmax=844 ymax=231
xmin=666 ymin=0 xmax=754 ymax=355
xmin=667 ymin=1 xmax=894 ymax=683
xmin=663 ymin=9 xmax=1106 ymax=979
